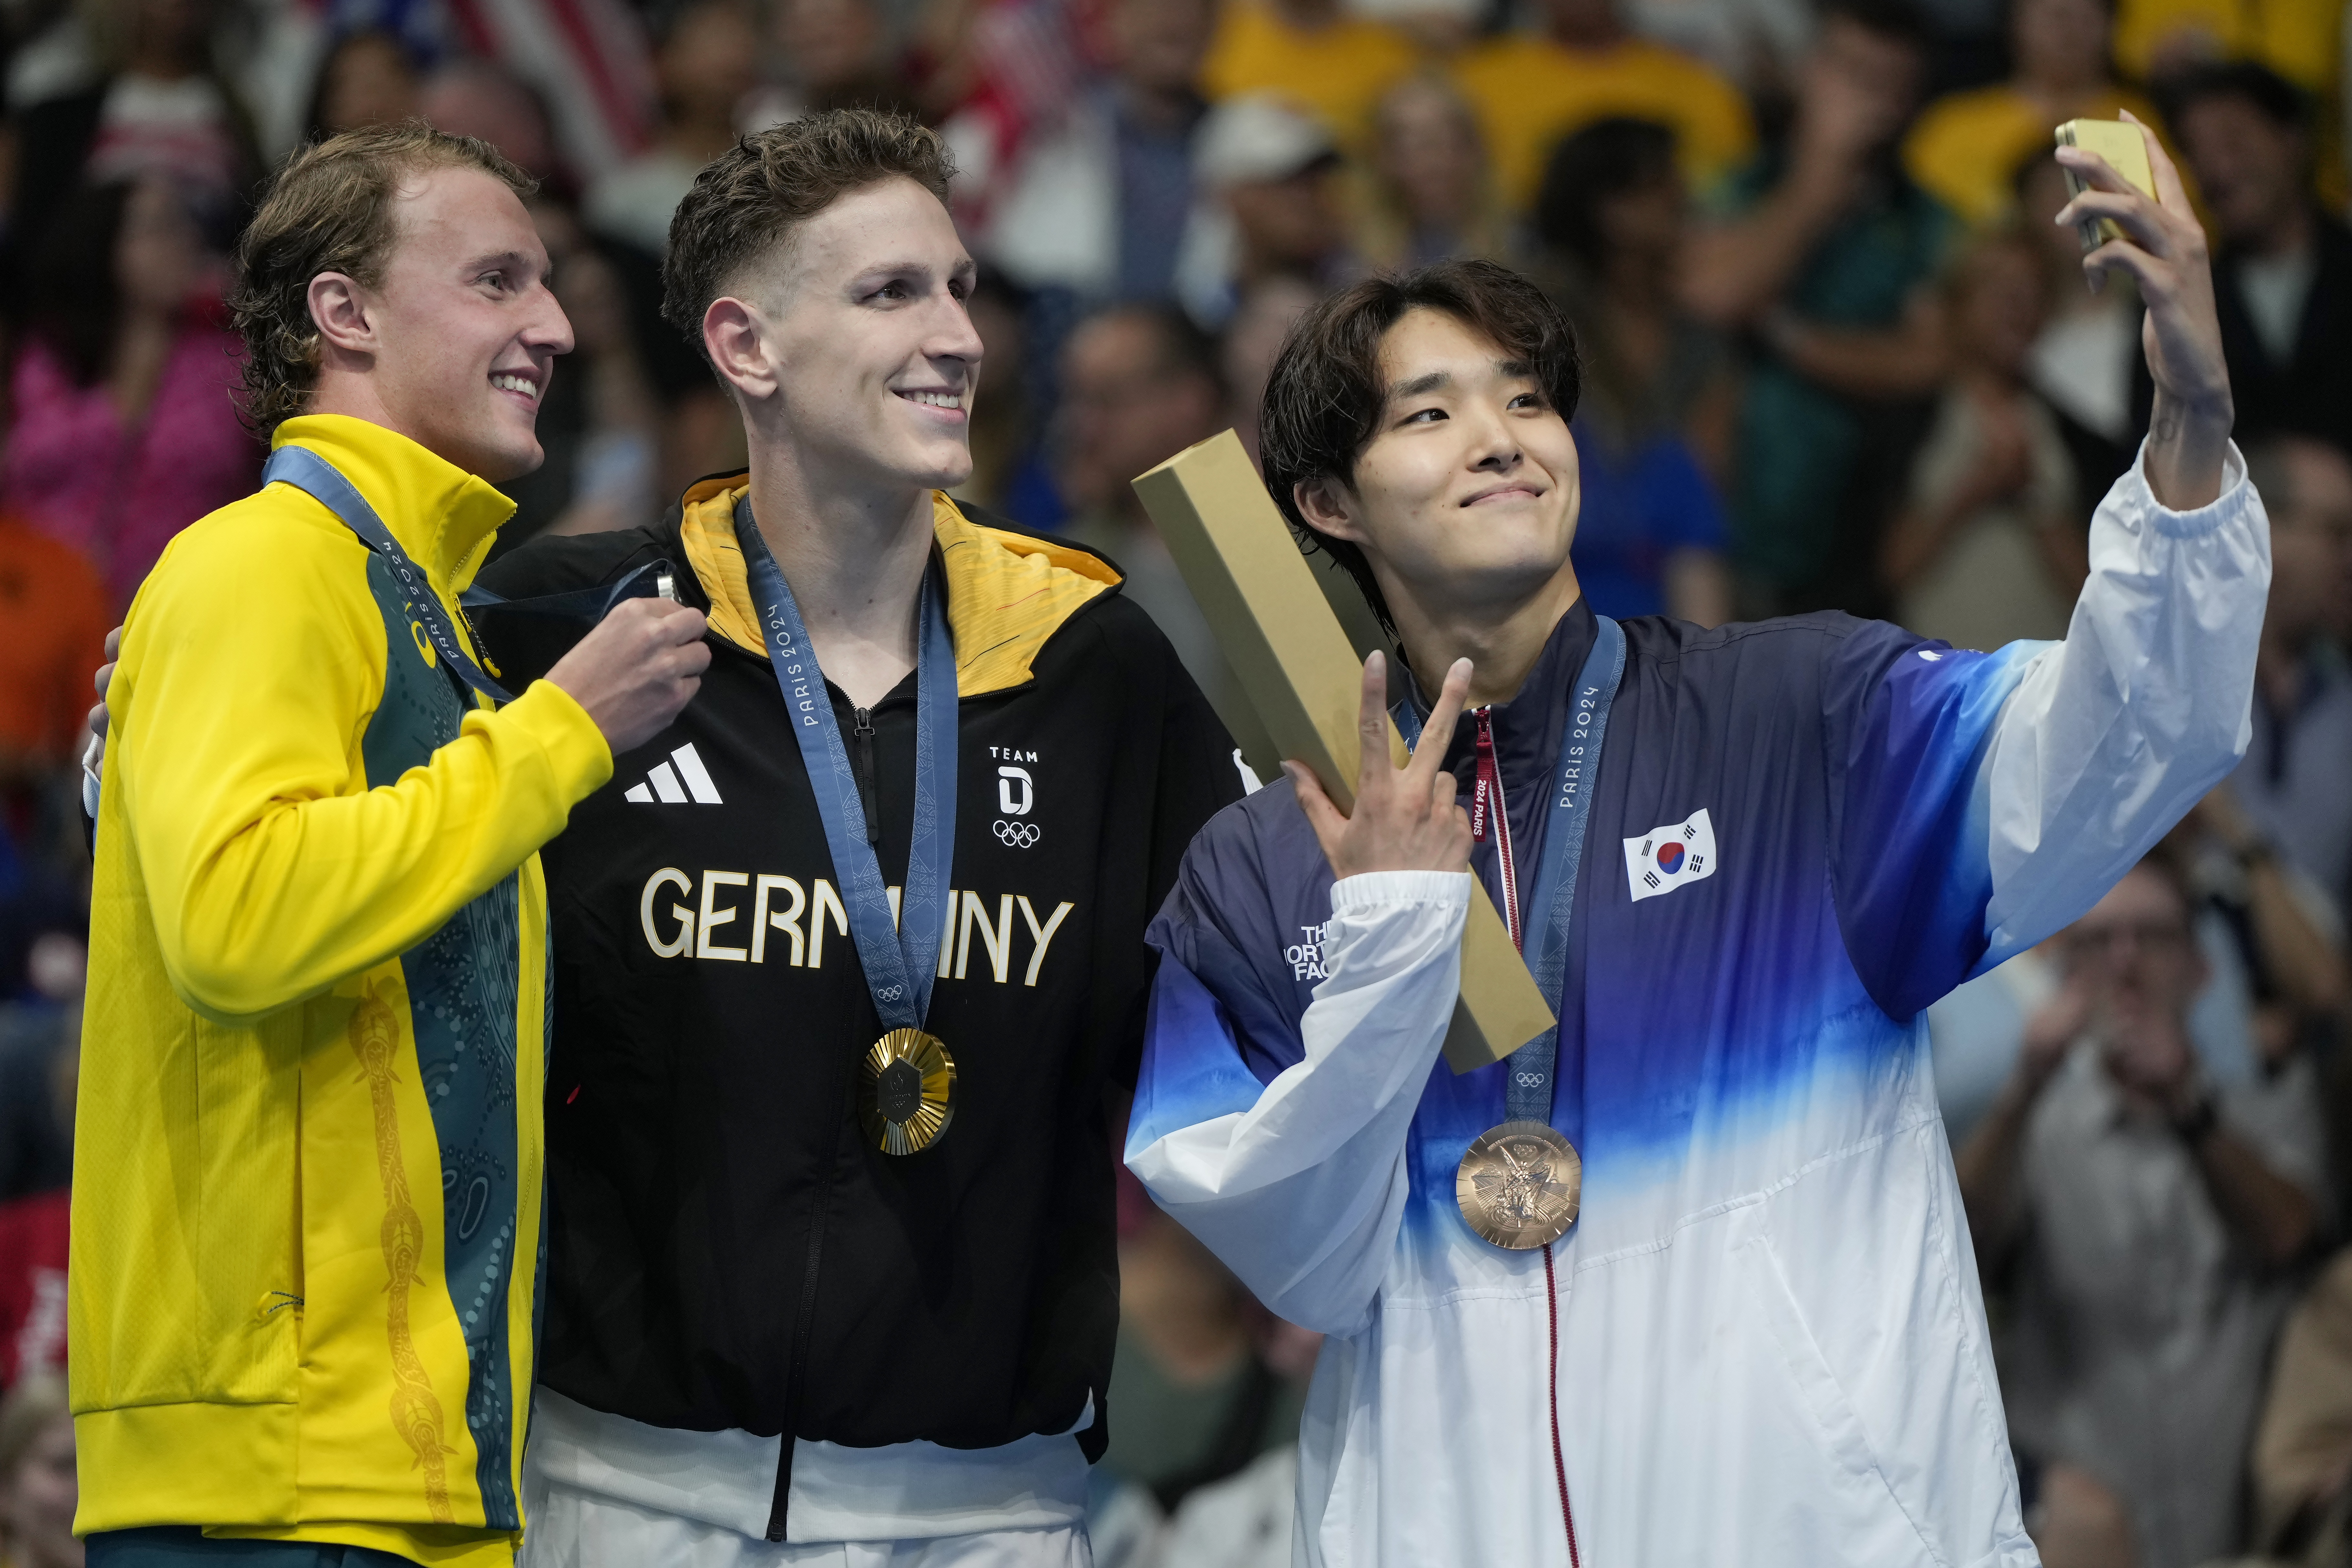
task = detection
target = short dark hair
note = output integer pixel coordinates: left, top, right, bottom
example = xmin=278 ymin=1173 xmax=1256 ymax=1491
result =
xmin=1259 ymin=259 xmax=1581 ymax=636
xmin=230 ymin=122 xmax=532 ymax=431
xmin=662 ymin=108 xmax=955 ymax=361
xmin=2162 ymin=61 xmax=2309 ymax=136
xmin=1534 ymin=117 xmax=1679 ymax=269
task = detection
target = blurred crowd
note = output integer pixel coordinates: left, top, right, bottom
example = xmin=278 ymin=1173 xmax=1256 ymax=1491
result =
xmin=0 ymin=0 xmax=2349 ymax=1563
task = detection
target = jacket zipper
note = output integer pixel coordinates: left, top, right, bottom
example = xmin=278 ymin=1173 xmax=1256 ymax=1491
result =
xmin=852 ymin=706 xmax=882 ymax=846
xmin=772 ymin=703 xmax=876 ymax=1539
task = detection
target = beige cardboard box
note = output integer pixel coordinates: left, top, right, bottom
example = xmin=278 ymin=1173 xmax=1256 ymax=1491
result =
xmin=1133 ymin=430 xmax=1555 ymax=1073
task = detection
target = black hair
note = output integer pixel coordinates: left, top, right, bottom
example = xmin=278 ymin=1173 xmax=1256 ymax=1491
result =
xmin=1533 ymin=117 xmax=1679 ymax=269
xmin=1258 ymin=259 xmax=1581 ymax=636
xmin=2162 ymin=61 xmax=2310 ymax=136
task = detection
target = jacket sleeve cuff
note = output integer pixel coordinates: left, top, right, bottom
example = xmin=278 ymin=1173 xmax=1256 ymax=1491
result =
xmin=2126 ymin=437 xmax=2253 ymax=539
xmin=495 ymin=678 xmax=614 ymax=804
xmin=1330 ymin=869 xmax=1473 ymax=915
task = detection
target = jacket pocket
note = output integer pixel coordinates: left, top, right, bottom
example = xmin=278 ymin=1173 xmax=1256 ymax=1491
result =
xmin=1735 ymin=1219 xmax=1955 ymax=1568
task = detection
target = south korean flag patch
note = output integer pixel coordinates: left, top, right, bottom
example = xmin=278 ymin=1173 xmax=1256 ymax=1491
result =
xmin=1624 ymin=808 xmax=1717 ymax=902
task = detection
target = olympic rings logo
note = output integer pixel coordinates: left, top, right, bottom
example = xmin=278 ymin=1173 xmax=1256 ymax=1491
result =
xmin=994 ymin=820 xmax=1042 ymax=848
xmin=1514 ymin=1071 xmax=1546 ymax=1088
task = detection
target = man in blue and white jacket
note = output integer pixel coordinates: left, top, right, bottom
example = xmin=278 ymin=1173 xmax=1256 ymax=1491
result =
xmin=1125 ymin=126 xmax=2265 ymax=1564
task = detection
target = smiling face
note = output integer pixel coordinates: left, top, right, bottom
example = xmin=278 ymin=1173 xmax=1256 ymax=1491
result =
xmin=715 ymin=176 xmax=983 ymax=494
xmin=344 ymin=165 xmax=572 ymax=481
xmin=1299 ymin=307 xmax=1580 ymax=623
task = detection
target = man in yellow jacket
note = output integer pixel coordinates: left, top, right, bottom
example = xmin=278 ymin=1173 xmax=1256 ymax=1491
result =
xmin=71 ymin=124 xmax=709 ymax=1568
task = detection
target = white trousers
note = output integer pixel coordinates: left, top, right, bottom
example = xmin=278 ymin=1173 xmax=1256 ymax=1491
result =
xmin=517 ymin=1389 xmax=1094 ymax=1568
xmin=519 ymin=1474 xmax=1092 ymax=1568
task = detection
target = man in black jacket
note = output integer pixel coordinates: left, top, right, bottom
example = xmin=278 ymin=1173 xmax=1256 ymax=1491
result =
xmin=478 ymin=111 xmax=1241 ymax=1564
xmin=2142 ymin=62 xmax=2352 ymax=450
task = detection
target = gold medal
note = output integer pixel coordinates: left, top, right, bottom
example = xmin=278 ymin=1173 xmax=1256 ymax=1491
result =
xmin=859 ymin=1028 xmax=957 ymax=1155
xmin=1456 ymin=1120 xmax=1581 ymax=1249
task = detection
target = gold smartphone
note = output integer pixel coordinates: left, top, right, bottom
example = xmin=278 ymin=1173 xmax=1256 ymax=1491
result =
xmin=2055 ymin=119 xmax=2157 ymax=251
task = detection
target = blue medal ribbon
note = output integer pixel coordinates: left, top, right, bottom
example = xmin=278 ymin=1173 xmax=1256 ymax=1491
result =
xmin=264 ymin=445 xmax=515 ymax=705
xmin=734 ymin=498 xmax=958 ymax=1032
xmin=1394 ymin=615 xmax=1625 ymax=1121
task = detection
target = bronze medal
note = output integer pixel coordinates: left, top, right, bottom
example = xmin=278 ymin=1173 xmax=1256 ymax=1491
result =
xmin=1456 ymin=1120 xmax=1582 ymax=1249
xmin=859 ymin=1028 xmax=957 ymax=1155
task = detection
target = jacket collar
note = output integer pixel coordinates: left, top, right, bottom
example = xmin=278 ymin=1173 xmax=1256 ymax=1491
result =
xmin=269 ymin=414 xmax=516 ymax=592
xmin=1399 ymin=597 xmax=1601 ymax=907
xmin=673 ymin=475 xmax=1122 ymax=700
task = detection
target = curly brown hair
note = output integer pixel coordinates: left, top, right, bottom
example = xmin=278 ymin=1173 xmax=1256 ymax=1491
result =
xmin=228 ymin=122 xmax=533 ymax=432
xmin=661 ymin=108 xmax=954 ymax=365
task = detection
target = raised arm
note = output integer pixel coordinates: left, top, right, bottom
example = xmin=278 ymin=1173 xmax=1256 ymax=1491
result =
xmin=1127 ymin=654 xmax=1474 ymax=1334
xmin=1831 ymin=121 xmax=2265 ymax=1016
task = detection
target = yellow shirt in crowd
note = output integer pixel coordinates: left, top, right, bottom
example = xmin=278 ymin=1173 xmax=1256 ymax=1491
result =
xmin=1201 ymin=0 xmax=1423 ymax=145
xmin=2111 ymin=0 xmax=2340 ymax=92
xmin=1450 ymin=32 xmax=1757 ymax=212
xmin=1902 ymin=81 xmax=2165 ymax=227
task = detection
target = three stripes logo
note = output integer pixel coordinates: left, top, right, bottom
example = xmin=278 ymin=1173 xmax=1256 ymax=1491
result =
xmin=623 ymin=743 xmax=724 ymax=805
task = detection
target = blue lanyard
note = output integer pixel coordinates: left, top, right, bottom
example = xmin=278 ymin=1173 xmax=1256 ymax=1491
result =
xmin=735 ymin=499 xmax=959 ymax=1032
xmin=1394 ymin=615 xmax=1625 ymax=1121
xmin=263 ymin=445 xmax=514 ymax=705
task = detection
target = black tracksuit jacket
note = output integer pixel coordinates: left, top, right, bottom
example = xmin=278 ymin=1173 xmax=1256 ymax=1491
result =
xmin=476 ymin=478 xmax=1241 ymax=1502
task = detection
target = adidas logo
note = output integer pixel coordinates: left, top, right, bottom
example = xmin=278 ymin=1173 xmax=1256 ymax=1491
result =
xmin=624 ymin=743 xmax=724 ymax=805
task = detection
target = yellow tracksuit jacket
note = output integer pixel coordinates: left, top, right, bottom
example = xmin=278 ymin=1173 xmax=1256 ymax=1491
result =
xmin=71 ymin=415 xmax=612 ymax=1565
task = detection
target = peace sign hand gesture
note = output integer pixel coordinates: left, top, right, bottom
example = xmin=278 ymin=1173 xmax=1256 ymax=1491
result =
xmin=1284 ymin=651 xmax=1476 ymax=881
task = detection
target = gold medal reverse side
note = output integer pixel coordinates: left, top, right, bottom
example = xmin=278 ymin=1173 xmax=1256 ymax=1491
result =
xmin=1456 ymin=1120 xmax=1582 ymax=1249
xmin=859 ymin=1028 xmax=957 ymax=1155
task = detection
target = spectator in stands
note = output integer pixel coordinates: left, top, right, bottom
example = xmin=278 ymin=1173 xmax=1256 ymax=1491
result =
xmin=2017 ymin=149 xmax=2140 ymax=500
xmin=1882 ymin=230 xmax=2082 ymax=651
xmin=5 ymin=0 xmax=263 ymax=297
xmin=0 ymin=1376 xmax=77 ymax=1568
xmin=1357 ymin=72 xmax=1506 ymax=270
xmin=1681 ymin=0 xmax=1953 ymax=614
xmin=1056 ymin=303 xmax=1287 ymax=772
xmin=420 ymin=56 xmax=558 ymax=182
xmin=584 ymin=0 xmax=758 ymax=259
xmin=0 ymin=513 xmax=108 ymax=796
xmin=1 ymin=176 xmax=252 ymax=611
xmin=1200 ymin=0 xmax=1418 ymax=148
xmin=1222 ymin=273 xmax=1321 ymax=467
xmin=1179 ymin=93 xmax=1357 ymax=330
xmin=1449 ymin=0 xmax=1755 ymax=217
xmin=2224 ymin=437 xmax=2352 ymax=922
xmin=301 ymin=28 xmax=421 ymax=142
xmin=1533 ymin=117 xmax=1734 ymax=623
xmin=953 ymin=269 xmax=1056 ymax=525
xmin=1102 ymin=1206 xmax=1307 ymax=1512
xmin=2247 ymin=1248 xmax=2352 ymax=1562
xmin=742 ymin=0 xmax=917 ymax=126
xmin=1957 ymin=857 xmax=2326 ymax=1568
xmin=2110 ymin=0 xmax=2334 ymax=101
xmin=1903 ymin=0 xmax=2161 ymax=227
xmin=1620 ymin=0 xmax=1814 ymax=94
xmin=947 ymin=0 xmax=1216 ymax=309
xmin=2155 ymin=64 xmax=2352 ymax=453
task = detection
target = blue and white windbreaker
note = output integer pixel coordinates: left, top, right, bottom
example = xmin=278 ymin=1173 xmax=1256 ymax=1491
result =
xmin=1125 ymin=449 xmax=2269 ymax=1567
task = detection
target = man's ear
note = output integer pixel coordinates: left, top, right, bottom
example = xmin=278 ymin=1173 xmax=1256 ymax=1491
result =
xmin=1293 ymin=475 xmax=1367 ymax=545
xmin=705 ymin=297 xmax=779 ymax=403
xmin=307 ymin=272 xmax=375 ymax=358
